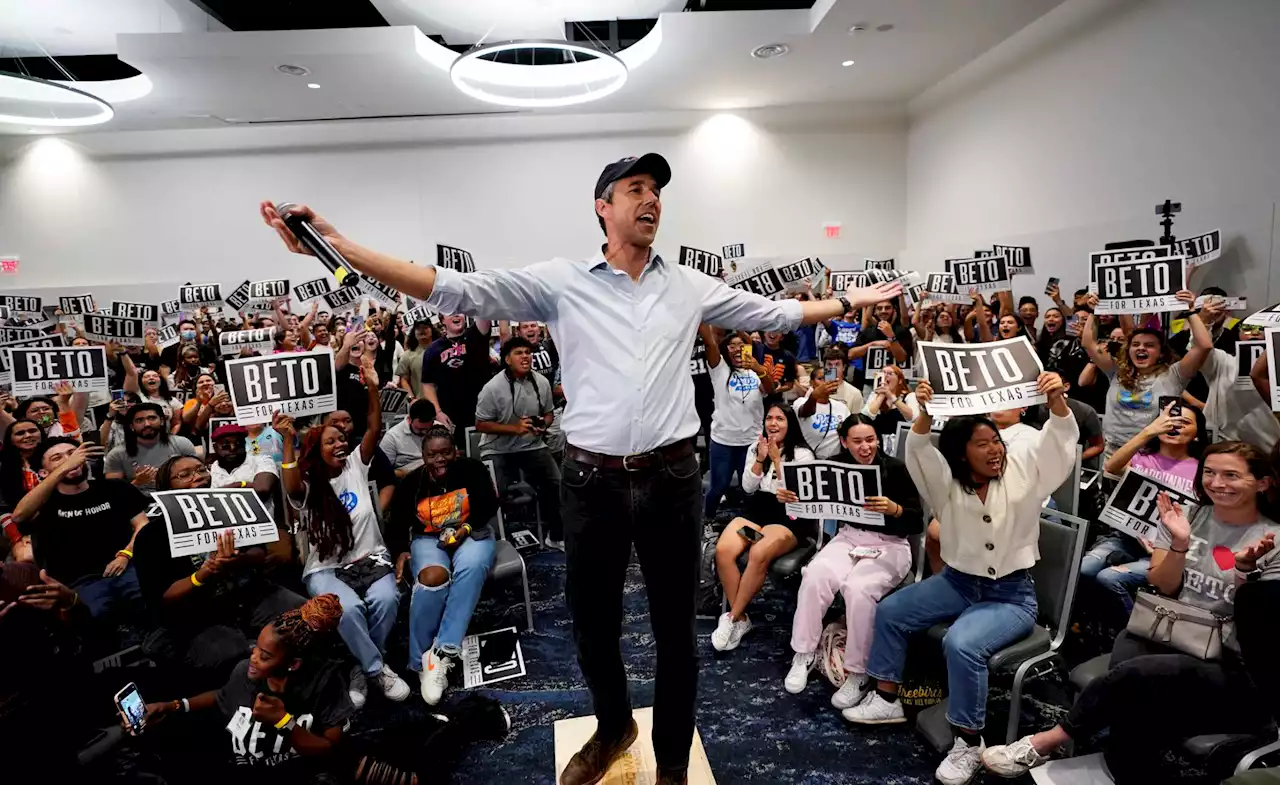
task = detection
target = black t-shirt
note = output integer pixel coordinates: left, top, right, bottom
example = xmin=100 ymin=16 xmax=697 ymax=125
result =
xmin=160 ymin=340 xmax=218 ymax=371
xmin=422 ymin=325 xmax=495 ymax=421
xmin=216 ymin=660 xmax=353 ymax=768
xmin=528 ymin=340 xmax=560 ymax=389
xmin=20 ymin=480 xmax=148 ymax=584
xmin=386 ymin=457 xmax=499 ymax=555
xmin=689 ymin=335 xmax=709 ymax=378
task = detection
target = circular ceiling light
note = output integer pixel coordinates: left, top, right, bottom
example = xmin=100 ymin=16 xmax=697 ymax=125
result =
xmin=751 ymin=43 xmax=789 ymax=60
xmin=276 ymin=64 xmax=310 ymax=76
xmin=0 ymin=71 xmax=114 ymax=128
xmin=449 ymin=40 xmax=628 ymax=108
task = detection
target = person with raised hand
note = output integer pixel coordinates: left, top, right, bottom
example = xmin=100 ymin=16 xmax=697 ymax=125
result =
xmin=702 ymin=327 xmax=778 ymax=525
xmin=844 ymin=373 xmax=1078 ymax=785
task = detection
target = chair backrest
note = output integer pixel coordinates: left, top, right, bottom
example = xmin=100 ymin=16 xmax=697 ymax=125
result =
xmin=483 ymin=460 xmax=508 ymax=540
xmin=367 ymin=480 xmax=381 ymax=519
xmin=465 ymin=427 xmax=481 ymax=460
xmin=899 ymin=429 xmax=941 ymax=522
xmin=1030 ymin=509 xmax=1090 ymax=643
xmin=1048 ymin=445 xmax=1083 ymax=517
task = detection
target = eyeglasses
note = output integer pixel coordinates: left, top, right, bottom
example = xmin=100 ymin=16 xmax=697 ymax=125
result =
xmin=172 ymin=465 xmax=211 ymax=483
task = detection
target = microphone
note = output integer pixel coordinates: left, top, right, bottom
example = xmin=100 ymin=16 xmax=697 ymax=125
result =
xmin=275 ymin=202 xmax=361 ymax=287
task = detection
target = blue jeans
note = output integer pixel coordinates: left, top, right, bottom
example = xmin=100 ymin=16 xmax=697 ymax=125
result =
xmin=73 ymin=564 xmax=142 ymax=620
xmin=304 ymin=569 xmax=399 ymax=675
xmin=704 ymin=441 xmax=749 ymax=520
xmin=866 ymin=567 xmax=1038 ymax=731
xmin=1081 ymin=535 xmax=1150 ymax=613
xmin=408 ymin=535 xmax=496 ymax=671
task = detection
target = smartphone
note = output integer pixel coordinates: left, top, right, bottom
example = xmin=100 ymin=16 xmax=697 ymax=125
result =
xmin=114 ymin=682 xmax=147 ymax=736
xmin=823 ymin=367 xmax=838 ymax=382
xmin=851 ymin=546 xmax=882 ymax=560
xmin=213 ymin=384 xmax=226 ymax=397
xmin=737 ymin=525 xmax=764 ymax=544
xmin=740 ymin=346 xmax=753 ymax=364
xmin=1044 ymin=277 xmax=1060 ymax=295
xmin=1158 ymin=395 xmax=1183 ymax=436
xmin=1065 ymin=314 xmax=1083 ymax=337
xmin=110 ymin=389 xmax=126 ymax=402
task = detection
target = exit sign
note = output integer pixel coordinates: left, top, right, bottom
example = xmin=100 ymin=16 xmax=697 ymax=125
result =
xmin=824 ymin=224 xmax=842 ymax=239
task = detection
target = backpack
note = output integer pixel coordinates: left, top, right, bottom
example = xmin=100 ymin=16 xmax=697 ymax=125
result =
xmin=695 ymin=524 xmax=723 ymax=619
xmin=818 ymin=620 xmax=848 ymax=688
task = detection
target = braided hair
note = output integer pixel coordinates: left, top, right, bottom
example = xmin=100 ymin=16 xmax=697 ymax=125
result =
xmin=297 ymin=425 xmax=356 ymax=562
xmin=270 ymin=594 xmax=343 ymax=657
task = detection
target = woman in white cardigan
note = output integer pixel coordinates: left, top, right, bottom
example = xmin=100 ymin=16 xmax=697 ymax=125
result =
xmin=843 ymin=372 xmax=1078 ymax=785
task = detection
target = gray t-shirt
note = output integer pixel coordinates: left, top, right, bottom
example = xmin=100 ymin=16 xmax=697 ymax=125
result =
xmin=1153 ymin=506 xmax=1280 ymax=622
xmin=1101 ymin=364 xmax=1188 ymax=450
xmin=104 ymin=436 xmax=198 ymax=491
xmin=475 ymin=370 xmax=553 ymax=456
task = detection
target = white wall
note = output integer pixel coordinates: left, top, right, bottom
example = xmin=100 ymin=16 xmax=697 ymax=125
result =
xmin=0 ymin=115 xmax=906 ymax=301
xmin=902 ymin=0 xmax=1280 ymax=304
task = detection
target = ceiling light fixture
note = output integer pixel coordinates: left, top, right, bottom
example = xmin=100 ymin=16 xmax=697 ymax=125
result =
xmin=751 ymin=43 xmax=789 ymax=60
xmin=276 ymin=64 xmax=310 ymax=76
xmin=449 ymin=40 xmax=628 ymax=109
xmin=876 ymin=24 xmax=895 ymax=32
xmin=0 ymin=71 xmax=114 ymax=128
xmin=306 ymin=83 xmax=321 ymax=89
xmin=841 ymin=60 xmax=855 ymax=67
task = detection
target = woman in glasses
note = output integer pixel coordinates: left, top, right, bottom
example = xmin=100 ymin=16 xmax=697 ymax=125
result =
xmin=131 ymin=454 xmax=305 ymax=684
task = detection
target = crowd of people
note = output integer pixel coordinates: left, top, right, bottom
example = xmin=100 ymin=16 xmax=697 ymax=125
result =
xmin=3 ymin=242 xmax=1279 ymax=785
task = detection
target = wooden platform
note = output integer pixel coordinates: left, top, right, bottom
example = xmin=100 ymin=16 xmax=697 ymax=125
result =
xmin=553 ymin=707 xmax=717 ymax=785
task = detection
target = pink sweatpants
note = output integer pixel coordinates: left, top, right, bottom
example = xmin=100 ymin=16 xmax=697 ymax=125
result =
xmin=790 ymin=527 xmax=912 ymax=675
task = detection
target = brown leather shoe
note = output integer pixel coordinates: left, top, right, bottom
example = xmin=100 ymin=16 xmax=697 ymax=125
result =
xmin=559 ymin=719 xmax=640 ymax=785
xmin=656 ymin=767 xmax=688 ymax=785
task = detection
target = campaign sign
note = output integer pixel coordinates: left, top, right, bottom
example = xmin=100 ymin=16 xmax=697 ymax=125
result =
xmin=904 ymin=281 xmax=930 ymax=310
xmin=323 ymin=286 xmax=362 ymax=314
xmin=224 ymin=349 xmax=337 ymax=425
xmin=0 ymin=326 xmax=41 ymax=343
xmin=775 ymin=256 xmax=826 ymax=291
xmin=1236 ymin=340 xmax=1265 ymax=390
xmin=1176 ymin=229 xmax=1222 ymax=266
xmin=219 ymin=328 xmax=277 ymax=356
xmin=1268 ymin=329 xmax=1280 ymax=412
xmin=925 ymin=272 xmax=969 ymax=304
xmin=84 ymin=313 xmax=146 ymax=347
xmin=781 ymin=460 xmax=884 ymax=525
xmin=0 ymin=295 xmax=41 ymax=314
xmin=401 ymin=304 xmax=436 ymax=328
xmin=864 ymin=258 xmax=895 ymax=271
xmin=945 ymin=256 xmax=1012 ymax=295
xmin=179 ymin=283 xmax=223 ymax=308
xmin=867 ymin=346 xmax=896 ymax=372
xmin=59 ymin=295 xmax=95 ymax=315
xmin=1244 ymin=303 xmax=1280 ymax=328
xmin=1195 ymin=295 xmax=1246 ymax=311
xmin=294 ymin=278 xmax=331 ymax=302
xmin=156 ymin=323 xmax=180 ymax=350
xmin=223 ymin=280 xmax=251 ymax=312
xmin=1092 ymin=256 xmax=1186 ymax=315
xmin=726 ymin=260 xmax=784 ymax=299
xmin=829 ymin=270 xmax=869 ymax=294
xmin=359 ymin=276 xmax=401 ymax=307
xmin=7 ymin=345 xmax=108 ymax=396
xmin=917 ymin=336 xmax=1045 ymax=416
xmin=380 ymin=387 xmax=410 ymax=415
xmin=248 ymin=279 xmax=289 ymax=302
xmin=1088 ymin=245 xmax=1172 ymax=293
xmin=723 ymin=243 xmax=745 ymax=260
xmin=0 ymin=333 xmax=66 ymax=387
xmin=677 ymin=246 xmax=722 ymax=277
xmin=160 ymin=299 xmax=181 ymax=317
xmin=437 ymin=244 xmax=475 ymax=273
xmin=154 ymin=488 xmax=278 ymax=559
xmin=112 ymin=301 xmax=158 ymax=322
xmin=1099 ymin=467 xmax=1197 ymax=540
xmin=992 ymin=244 xmax=1033 ymax=275
xmin=461 ymin=626 xmax=525 ymax=688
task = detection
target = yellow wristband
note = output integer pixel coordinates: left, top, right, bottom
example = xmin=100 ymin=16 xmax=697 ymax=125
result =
xmin=281 ymin=461 xmax=297 ymax=470
xmin=239 ymin=480 xmax=247 ymax=488
xmin=190 ymin=573 xmax=203 ymax=587
xmin=274 ymin=713 xmax=293 ymax=730
xmin=117 ymin=549 xmax=133 ymax=559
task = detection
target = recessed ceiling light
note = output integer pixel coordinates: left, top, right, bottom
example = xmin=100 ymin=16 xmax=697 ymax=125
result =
xmin=276 ymin=64 xmax=310 ymax=76
xmin=751 ymin=43 xmax=789 ymax=60
xmin=841 ymin=60 xmax=855 ymax=67
xmin=849 ymin=24 xmax=867 ymax=34
xmin=876 ymin=24 xmax=894 ymax=32
xmin=306 ymin=83 xmax=320 ymax=89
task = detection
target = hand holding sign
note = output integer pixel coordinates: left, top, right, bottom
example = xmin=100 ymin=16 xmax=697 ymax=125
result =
xmin=915 ymin=380 xmax=934 ymax=408
xmin=1235 ymin=532 xmax=1276 ymax=572
xmin=864 ymin=496 xmax=899 ymax=516
xmin=1156 ymin=492 xmax=1192 ymax=547
xmin=271 ymin=411 xmax=295 ymax=439
xmin=1037 ymin=371 xmax=1066 ymax=406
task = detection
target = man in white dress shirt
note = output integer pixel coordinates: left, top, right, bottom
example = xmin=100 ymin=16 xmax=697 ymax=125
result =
xmin=259 ymin=153 xmax=899 ymax=785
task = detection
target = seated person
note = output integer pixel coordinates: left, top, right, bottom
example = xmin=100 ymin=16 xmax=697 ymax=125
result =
xmin=105 ymin=402 xmax=199 ymax=493
xmin=281 ymin=363 xmax=411 ymax=709
xmin=860 ymin=365 xmax=919 ymax=437
xmin=133 ymin=455 xmax=304 ymax=684
xmin=1085 ymin=402 xmax=1206 ymax=616
xmin=781 ymin=414 xmax=924 ymax=711
xmin=475 ymin=337 xmax=564 ymax=549
xmin=323 ymin=409 xmax=395 ymax=515
xmin=389 ymin=424 xmax=499 ymax=706
xmin=13 ymin=438 xmax=147 ymax=621
xmin=983 ymin=442 xmax=1279 ymax=783
xmin=711 ymin=402 xmax=816 ymax=653
xmin=794 ymin=367 xmax=852 ymax=459
xmin=209 ymin=423 xmax=279 ymax=493
xmin=988 ymin=407 xmax=1039 ymax=452
xmin=844 ymin=374 xmax=1077 ymax=785
xmin=819 ymin=347 xmax=865 ymax=413
xmin=0 ymin=385 xmax=86 ymax=441
xmin=0 ymin=418 xmax=45 ymax=511
xmin=379 ymin=398 xmax=438 ymax=477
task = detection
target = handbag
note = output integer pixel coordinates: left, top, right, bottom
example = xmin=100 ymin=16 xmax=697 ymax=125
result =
xmin=1125 ymin=588 xmax=1233 ymax=660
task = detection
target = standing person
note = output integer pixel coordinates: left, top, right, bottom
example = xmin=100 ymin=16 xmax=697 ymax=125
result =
xmin=1017 ymin=296 xmax=1040 ymax=339
xmin=752 ymin=330 xmax=799 ymax=396
xmin=849 ymin=300 xmax=912 ymax=389
xmin=843 ymin=374 xmax=1078 ymax=785
xmin=104 ymin=403 xmax=199 ymax=493
xmin=396 ymin=320 xmax=437 ymax=399
xmin=259 ymin=153 xmax=900 ymax=784
xmin=421 ymin=314 xmax=494 ymax=446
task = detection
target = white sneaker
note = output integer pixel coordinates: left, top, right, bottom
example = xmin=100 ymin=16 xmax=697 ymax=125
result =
xmin=784 ymin=651 xmax=815 ymax=694
xmin=936 ymin=737 xmax=985 ymax=785
xmin=841 ymin=691 xmax=906 ymax=725
xmin=543 ymin=536 xmax=565 ymax=552
xmin=710 ymin=613 xmax=735 ymax=651
xmin=982 ymin=735 xmax=1050 ymax=777
xmin=831 ymin=673 xmax=869 ymax=710
xmin=374 ymin=664 xmax=410 ymax=702
xmin=421 ymin=649 xmax=454 ymax=706
xmin=348 ymin=666 xmax=368 ymax=710
xmin=723 ymin=614 xmax=752 ymax=650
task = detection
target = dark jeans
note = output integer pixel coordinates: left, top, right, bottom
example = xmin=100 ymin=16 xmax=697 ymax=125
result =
xmin=492 ymin=447 xmax=564 ymax=541
xmin=561 ymin=445 xmax=703 ymax=770
xmin=704 ymin=441 xmax=749 ymax=521
xmin=692 ymin=375 xmax=714 ymax=469
xmin=72 ymin=563 xmax=142 ymax=620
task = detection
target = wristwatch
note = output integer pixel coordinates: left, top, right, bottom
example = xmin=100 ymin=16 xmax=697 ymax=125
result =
xmin=838 ymin=296 xmax=853 ymax=314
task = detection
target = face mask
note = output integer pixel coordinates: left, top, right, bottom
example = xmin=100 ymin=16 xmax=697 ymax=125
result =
xmin=181 ymin=330 xmax=196 ymax=341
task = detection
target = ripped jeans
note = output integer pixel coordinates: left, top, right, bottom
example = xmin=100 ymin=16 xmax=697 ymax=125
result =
xmin=407 ymin=534 xmax=496 ymax=671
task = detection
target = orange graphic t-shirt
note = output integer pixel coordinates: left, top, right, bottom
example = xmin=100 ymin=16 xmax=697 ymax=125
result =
xmin=416 ymin=489 xmax=470 ymax=534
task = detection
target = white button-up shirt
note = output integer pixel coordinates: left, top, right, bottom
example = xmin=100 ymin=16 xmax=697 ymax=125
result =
xmin=426 ymin=251 xmax=804 ymax=455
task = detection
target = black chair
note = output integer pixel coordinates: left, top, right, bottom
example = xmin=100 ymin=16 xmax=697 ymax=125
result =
xmin=470 ymin=427 xmax=543 ymax=542
xmin=483 ymin=461 xmax=535 ymax=631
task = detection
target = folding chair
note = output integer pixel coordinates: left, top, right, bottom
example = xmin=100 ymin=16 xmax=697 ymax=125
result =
xmin=484 ymin=461 xmax=535 ymax=631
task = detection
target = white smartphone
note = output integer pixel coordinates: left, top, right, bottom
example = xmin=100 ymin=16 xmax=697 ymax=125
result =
xmin=851 ymin=546 xmax=883 ymax=560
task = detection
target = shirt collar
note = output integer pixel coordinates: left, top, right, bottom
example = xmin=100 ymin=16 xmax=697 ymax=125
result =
xmin=587 ymin=247 xmax=666 ymax=274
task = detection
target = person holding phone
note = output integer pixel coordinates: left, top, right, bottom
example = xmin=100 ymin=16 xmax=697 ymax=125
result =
xmin=711 ymin=402 xmax=815 ymax=652
xmin=702 ymin=327 xmax=782 ymax=525
xmin=819 ymin=346 xmax=865 ymax=412
xmin=794 ymin=366 xmax=851 ymax=459
xmin=861 ymin=365 xmax=919 ymax=437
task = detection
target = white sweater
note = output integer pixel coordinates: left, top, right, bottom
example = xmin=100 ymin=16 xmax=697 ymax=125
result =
xmin=906 ymin=409 xmax=1079 ymax=579
xmin=742 ymin=442 xmax=816 ymax=495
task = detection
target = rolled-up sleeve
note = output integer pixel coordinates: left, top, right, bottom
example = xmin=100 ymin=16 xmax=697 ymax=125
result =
xmin=426 ymin=262 xmax=559 ymax=323
xmin=696 ymin=273 xmax=804 ymax=333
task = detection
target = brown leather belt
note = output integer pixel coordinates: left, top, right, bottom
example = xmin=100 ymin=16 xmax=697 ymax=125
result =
xmin=565 ymin=438 xmax=695 ymax=472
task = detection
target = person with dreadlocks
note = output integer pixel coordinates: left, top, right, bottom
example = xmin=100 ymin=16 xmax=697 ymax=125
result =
xmin=279 ymin=352 xmax=411 ymax=710
xmin=475 ymin=335 xmax=564 ymax=548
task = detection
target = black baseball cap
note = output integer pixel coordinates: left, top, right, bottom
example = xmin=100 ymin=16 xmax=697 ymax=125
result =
xmin=594 ymin=153 xmax=671 ymax=200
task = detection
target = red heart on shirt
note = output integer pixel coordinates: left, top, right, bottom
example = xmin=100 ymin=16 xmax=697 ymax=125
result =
xmin=1211 ymin=545 xmax=1235 ymax=571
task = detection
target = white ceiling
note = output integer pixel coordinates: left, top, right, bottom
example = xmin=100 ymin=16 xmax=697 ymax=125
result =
xmin=0 ymin=0 xmax=224 ymax=57
xmin=0 ymin=0 xmax=1066 ymax=140
xmin=368 ymin=0 xmax=685 ymax=44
